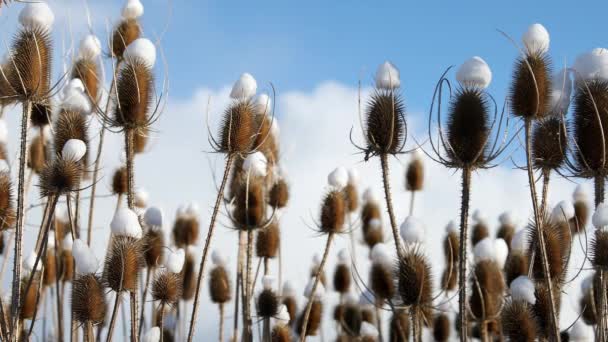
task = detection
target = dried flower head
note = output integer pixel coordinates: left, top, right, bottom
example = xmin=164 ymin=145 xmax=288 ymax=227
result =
xmin=111 ymin=19 xmax=141 ymax=58
xmin=72 ymin=274 xmax=106 ymax=325
xmin=143 ymin=228 xmax=164 ymax=268
xmin=0 ymin=171 xmax=15 ymax=230
xmin=269 ymin=178 xmax=289 ymax=209
xmin=390 ymin=309 xmax=410 ymax=341
xmin=181 ymin=250 xmax=197 ymax=300
xmin=296 ymin=299 xmax=322 ymax=337
xmin=469 ymin=260 xmax=506 ymax=319
xmin=591 ymin=229 xmax=608 ymax=270
xmin=397 ymin=248 xmax=433 ymax=307
xmin=152 ymin=270 xmax=182 ymax=307
xmin=209 ymin=264 xmax=231 ymax=304
xmin=112 ymin=59 xmax=154 ymax=130
xmin=433 ymin=313 xmax=451 ymax=342
xmin=72 ymin=58 xmax=99 ymax=105
xmin=406 ymin=151 xmax=424 ymax=191
xmin=501 ymin=300 xmax=537 ymax=342
xmin=27 ymin=132 xmax=47 ymax=174
xmin=256 ymin=220 xmax=280 ymax=258
xmin=217 ymin=99 xmax=257 ymax=155
xmin=103 ymin=236 xmax=143 ymax=293
xmin=39 ymin=158 xmax=83 ymax=197
xmin=532 ymin=117 xmax=567 ymax=171
xmin=319 ymin=190 xmax=346 ymax=234
xmin=364 ymin=89 xmax=406 ymax=158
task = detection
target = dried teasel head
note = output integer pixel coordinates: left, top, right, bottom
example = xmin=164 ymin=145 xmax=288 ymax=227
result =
xmin=296 ymin=299 xmax=322 ymax=337
xmin=471 ymin=211 xmax=489 ymax=246
xmin=571 ymin=185 xmax=589 ymax=234
xmin=111 ymin=19 xmax=142 ymax=59
xmin=443 ymin=221 xmax=460 ymax=263
xmin=258 ymin=276 xmax=279 ymax=318
xmin=112 ymin=166 xmax=128 ymax=195
xmin=256 ymin=220 xmax=280 ymax=259
xmin=269 ymin=177 xmax=289 ymax=209
xmin=112 ymin=59 xmax=154 ymax=130
xmin=30 ymin=102 xmax=52 ymax=127
xmin=397 ymin=247 xmax=433 ymax=307
xmin=54 ymin=109 xmax=89 ymax=157
xmin=181 ymin=249 xmax=197 ymax=300
xmin=510 ymin=24 xmax=552 ymax=120
xmin=271 ymin=324 xmax=291 ymax=342
xmin=390 ymin=309 xmax=410 ymax=342
xmin=28 ymin=131 xmax=47 ymax=174
xmin=591 ymin=228 xmax=608 ymax=270
xmin=369 ymin=243 xmax=394 ymax=300
xmin=39 ymin=158 xmax=84 ymax=197
xmin=363 ymin=219 xmax=384 ymax=248
xmin=172 ymin=204 xmax=200 ymax=247
xmin=233 ymin=176 xmax=266 ymax=229
xmin=504 ymin=253 xmax=529 ymax=286
xmin=469 ymin=260 xmax=506 ymax=319
xmin=341 ymin=303 xmax=362 ymax=337
xmin=72 ymin=57 xmax=100 ymax=105
xmin=433 ymin=313 xmax=451 ymax=342
xmin=134 ymin=127 xmax=148 ymax=154
xmin=143 ymin=228 xmax=164 ymax=268
xmin=0 ymin=170 xmax=15 ymax=230
xmin=20 ymin=274 xmax=40 ymax=319
xmin=102 ymin=236 xmax=143 ymax=293
xmin=218 ymin=98 xmax=257 ymax=155
xmin=319 ymin=189 xmax=346 ymax=234
xmin=332 ymin=250 xmax=351 ymax=294
xmin=43 ymin=241 xmax=57 ymax=286
xmin=501 ymin=300 xmax=537 ymax=342
xmin=496 ymin=212 xmax=516 ymax=248
xmin=531 ymin=117 xmax=567 ymax=171
xmin=152 ymin=270 xmax=182 ymax=307
xmin=364 ymin=89 xmax=406 ymax=157
xmin=533 ymin=284 xmax=562 ymax=339
xmin=209 ymin=263 xmax=231 ymax=304
xmin=527 ymin=216 xmax=569 ymax=284
xmin=72 ymin=274 xmax=106 ymax=325
xmin=405 ymin=150 xmax=424 ymax=191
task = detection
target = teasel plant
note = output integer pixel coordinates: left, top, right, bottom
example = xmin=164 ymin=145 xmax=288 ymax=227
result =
xmin=281 ymin=280 xmax=297 ymax=328
xmin=469 ymin=238 xmax=508 ymax=341
xmin=151 ymin=248 xmax=184 ymax=342
xmin=268 ymin=167 xmax=289 ymax=291
xmin=433 ymin=303 xmax=451 ymax=342
xmin=256 ymin=276 xmax=289 ymax=341
xmin=441 ymin=221 xmax=459 ymax=294
xmin=360 ymin=188 xmax=383 ymax=253
xmin=269 ymin=302 xmax=291 ymax=342
xmin=102 ymin=207 xmax=144 ymax=341
xmin=0 ymin=3 xmax=59 ymax=332
xmin=87 ymin=0 xmax=144 ymax=245
xmin=505 ymin=228 xmax=530 ymax=286
xmin=501 ymin=275 xmax=538 ymax=342
xmin=343 ymin=168 xmax=359 ymax=264
xmin=332 ymin=250 xmax=352 ymax=335
xmin=425 ymin=55 xmax=511 ymax=340
xmin=138 ymin=206 xmax=164 ymax=337
xmin=571 ymin=185 xmax=590 ymax=235
xmin=298 ymin=167 xmax=348 ymax=341
xmin=296 ymin=277 xmax=324 ymax=339
xmin=405 ymin=149 xmax=424 ymax=216
xmin=71 ymin=239 xmax=107 ymax=341
xmin=187 ymin=72 xmax=274 ymax=342
xmin=368 ymin=243 xmax=396 ymax=340
xmin=209 ymin=250 xmax=231 ymax=342
xmin=351 ymin=61 xmax=408 ymax=260
xmin=471 ymin=210 xmax=490 ymax=247
xmin=590 ymin=204 xmax=608 ymax=339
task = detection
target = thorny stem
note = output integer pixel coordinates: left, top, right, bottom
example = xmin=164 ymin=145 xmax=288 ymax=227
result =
xmin=375 ymin=305 xmax=383 ymax=342
xmin=87 ymin=60 xmax=122 ymax=246
xmin=138 ymin=267 xmax=153 ymax=338
xmin=232 ymin=232 xmax=244 ymax=342
xmin=243 ymin=230 xmax=254 ymax=342
xmin=594 ymin=174 xmax=606 ymax=340
xmin=158 ymin=304 xmax=165 ymax=342
xmin=459 ymin=167 xmax=471 ymax=342
xmin=187 ymin=154 xmax=234 ymax=341
xmin=411 ymin=307 xmax=421 ymax=342
xmin=105 ymin=291 xmax=122 ymax=342
xmin=130 ymin=291 xmax=139 ymax=342
xmin=219 ymin=303 xmax=225 ymax=342
xmin=540 ymin=169 xmax=550 ymax=217
xmin=524 ymin=120 xmax=560 ymax=342
xmin=379 ymin=154 xmax=404 ymax=260
xmin=54 ymin=231 xmax=64 ymax=342
xmin=262 ymin=318 xmax=270 ymax=342
xmin=299 ymin=232 xmax=334 ymax=342
xmin=11 ymin=101 xmax=32 ymax=340
xmin=85 ymin=321 xmax=94 ymax=342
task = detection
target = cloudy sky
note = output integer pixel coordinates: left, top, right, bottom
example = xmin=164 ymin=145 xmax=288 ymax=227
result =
xmin=0 ymin=0 xmax=604 ymax=340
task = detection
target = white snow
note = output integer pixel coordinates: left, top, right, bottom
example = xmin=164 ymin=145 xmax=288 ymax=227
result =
xmin=455 ymin=56 xmax=492 ymax=89
xmin=72 ymin=239 xmax=99 ymax=274
xmin=551 ymin=200 xmax=575 ymax=222
xmin=19 ymin=2 xmax=55 ymax=30
xmin=254 ymin=93 xmax=272 ymax=115
xmin=122 ymin=0 xmax=144 ymax=19
xmin=375 ymin=61 xmax=401 ymax=89
xmin=303 ymin=277 xmax=325 ymax=299
xmin=164 ymin=248 xmax=185 ymax=273
xmin=78 ymin=35 xmax=102 ymax=60
xmin=522 ymin=23 xmax=550 ymax=55
xmin=328 ymin=166 xmax=348 ymax=189
xmin=511 ymin=228 xmax=528 ymax=253
xmin=124 ymin=38 xmax=156 ymax=67
xmin=144 ymin=206 xmax=163 ymax=227
xmin=110 ymin=208 xmax=143 ymax=239
xmin=572 ymin=48 xmax=608 ymax=82
xmin=510 ymin=275 xmax=536 ymax=305
xmin=399 ymin=216 xmax=425 ymax=245
xmin=61 ymin=139 xmax=87 ymax=162
xmin=142 ymin=327 xmax=160 ymax=342
xmin=243 ymin=152 xmax=267 ymax=178
xmin=230 ymin=73 xmax=257 ymax=100
xmin=593 ymin=203 xmax=608 ymax=228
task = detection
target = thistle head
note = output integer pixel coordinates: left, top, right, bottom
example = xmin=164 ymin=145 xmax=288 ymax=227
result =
xmin=102 ymin=236 xmax=143 ymax=292
xmin=256 ymin=220 xmax=280 ymax=258
xmin=396 ymin=247 xmax=433 ymax=308
xmin=405 ymin=149 xmax=424 ymax=191
xmin=72 ymin=274 xmax=106 ymax=325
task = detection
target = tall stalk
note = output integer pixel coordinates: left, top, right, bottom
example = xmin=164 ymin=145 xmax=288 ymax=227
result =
xmin=187 ymin=155 xmax=234 ymax=341
xmin=243 ymin=230 xmax=254 ymax=342
xmin=218 ymin=303 xmax=225 ymax=342
xmin=379 ymin=154 xmax=403 ymax=260
xmin=11 ymin=101 xmax=32 ymax=339
xmin=138 ymin=268 xmax=153 ymax=337
xmin=594 ymin=174 xmax=606 ymax=340
xmin=299 ymin=233 xmax=334 ymax=342
xmin=458 ymin=167 xmax=471 ymax=342
xmin=524 ymin=120 xmax=560 ymax=341
xmin=157 ymin=304 xmax=165 ymax=342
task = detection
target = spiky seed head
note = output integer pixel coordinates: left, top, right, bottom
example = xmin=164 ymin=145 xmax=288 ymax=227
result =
xmin=397 ymin=248 xmax=433 ymax=307
xmin=271 ymin=324 xmax=291 ymax=342
xmin=209 ymin=265 xmax=231 ymax=304
xmin=296 ymin=299 xmax=322 ymax=336
xmin=181 ymin=251 xmax=197 ymax=300
xmin=113 ymin=59 xmax=153 ymax=129
xmin=30 ymin=102 xmax=51 ymax=126
xmin=471 ymin=220 xmax=489 ymax=246
xmin=364 ymin=223 xmax=384 ymax=248
xmin=370 ymin=262 xmax=394 ymax=300
xmin=7 ymin=27 xmax=52 ymax=101
xmin=54 ymin=110 xmax=89 ymax=163
xmin=112 ymin=166 xmax=128 ymax=195
xmin=527 ymin=217 xmax=568 ymax=283
xmin=43 ymin=248 xmax=56 ymax=285
xmin=341 ymin=304 xmax=362 ymax=337
xmin=103 ymin=236 xmax=143 ymax=293
xmin=531 ymin=117 xmax=567 ymax=170
xmin=253 ymin=114 xmax=279 ymax=167
xmin=571 ymin=200 xmax=588 ymax=234
xmin=501 ymin=300 xmax=537 ymax=342
xmin=20 ymin=275 xmax=40 ymax=319
xmin=361 ymin=202 xmax=381 ymax=233
xmin=269 ymin=179 xmax=289 ymax=209
xmin=219 ymin=99 xmax=256 ymax=154
xmin=443 ymin=231 xmax=460 ymax=263
xmin=469 ymin=260 xmax=506 ymax=319
xmin=60 ymin=249 xmax=74 ymax=282
xmin=172 ymin=216 xmax=199 ymax=247
xmin=510 ymin=53 xmax=552 ymax=119
xmin=497 ymin=224 xmax=515 ymax=250
xmin=112 ymin=19 xmax=141 ymax=58
xmin=332 ymin=264 xmax=351 ymax=294
xmin=151 ymin=270 xmax=182 ymax=307
xmin=441 ymin=264 xmax=458 ymax=291
xmin=572 ymin=79 xmax=608 ymax=177
xmin=365 ymin=90 xmax=406 ymax=156
xmin=406 ymin=152 xmax=424 ymax=191
xmin=27 ymin=133 xmax=46 ymax=174
xmin=580 ymin=289 xmax=597 ymax=325
xmin=343 ymin=183 xmax=358 ymax=213
xmin=390 ymin=310 xmax=410 ymax=342
xmin=72 ymin=274 xmax=106 ymax=325
xmin=446 ymin=87 xmax=490 ymax=167
xmin=320 ymin=190 xmax=345 ymax=234
xmin=256 ymin=221 xmax=280 ymax=258
xmin=143 ymin=229 xmax=164 ymax=268
xmin=39 ymin=158 xmax=83 ymax=197
xmin=257 ymin=288 xmax=279 ymax=318
xmin=433 ymin=314 xmax=451 ymax=342
xmin=504 ymin=253 xmax=529 ymax=286
xmin=233 ymin=177 xmax=266 ymax=229
xmin=333 ymin=303 xmax=344 ymax=323
xmin=0 ymin=171 xmax=15 ymax=230
xmin=533 ymin=284 xmax=562 ymax=339
xmin=591 ymin=229 xmax=608 ymax=270
xmin=134 ymin=127 xmax=148 ymax=154
xmin=72 ymin=58 xmax=99 ymax=105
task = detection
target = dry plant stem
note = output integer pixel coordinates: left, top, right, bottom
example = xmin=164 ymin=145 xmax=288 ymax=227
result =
xmin=375 ymin=305 xmax=383 ymax=342
xmin=11 ymin=101 xmax=32 ymax=340
xmin=379 ymin=154 xmax=404 ymax=260
xmin=130 ymin=291 xmax=139 ymax=342
xmin=458 ymin=167 xmax=472 ymax=342
xmin=138 ymin=267 xmax=153 ymax=338
xmin=105 ymin=291 xmax=122 ymax=342
xmin=26 ymin=274 xmax=45 ymax=340
xmin=594 ymin=174 xmax=607 ymax=340
xmin=158 ymin=304 xmax=165 ymax=342
xmin=540 ymin=169 xmax=550 ymax=216
xmin=87 ymin=60 xmax=122 ymax=245
xmin=243 ymin=230 xmax=254 ymax=342
xmin=0 ymin=231 xmax=15 ymax=284
xmin=409 ymin=191 xmax=416 ymax=216
xmin=524 ymin=120 xmax=560 ymax=341
xmin=0 ymin=296 xmax=8 ymax=340
xmin=186 ymin=154 xmax=235 ymax=341
xmin=299 ymin=233 xmax=334 ymax=342
xmin=480 ymin=321 xmax=488 ymax=342
xmin=54 ymin=233 xmax=64 ymax=342
xmin=233 ymin=233 xmax=244 ymax=342
xmin=218 ymin=303 xmax=225 ymax=342
xmin=85 ymin=321 xmax=94 ymax=342
xmin=411 ymin=307 xmax=421 ymax=342
xmin=262 ymin=318 xmax=270 ymax=342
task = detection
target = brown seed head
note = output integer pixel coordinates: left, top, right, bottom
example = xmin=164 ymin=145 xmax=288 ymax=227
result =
xmin=72 ymin=58 xmax=100 ymax=105
xmin=209 ymin=265 xmax=231 ymax=304
xmin=172 ymin=216 xmax=199 ymax=247
xmin=320 ymin=190 xmax=345 ymax=234
xmin=390 ymin=309 xmax=410 ymax=342
xmin=591 ymin=229 xmax=608 ymax=270
xmin=43 ymin=248 xmax=56 ymax=285
xmin=296 ymin=299 xmax=322 ymax=336
xmin=257 ymin=289 xmax=279 ymax=318
xmin=134 ymin=127 xmax=148 ymax=154
xmin=143 ymin=229 xmax=164 ymax=268
xmin=332 ymin=264 xmax=351 ymax=294
xmin=533 ymin=284 xmax=562 ymax=339
xmin=580 ymin=288 xmax=596 ymax=325
xmin=233 ymin=177 xmax=266 ymax=229
xmin=72 ymin=274 xmax=106 ymax=325
xmin=363 ymin=225 xmax=384 ymax=248
xmin=103 ymin=236 xmax=143 ymax=293
xmin=433 ymin=313 xmax=451 ymax=342
xmin=113 ymin=59 xmax=153 ymax=129
xmin=219 ymin=100 xmax=257 ymax=154
xmin=365 ymin=90 xmax=406 ymax=156
xmin=152 ymin=270 xmax=182 ymax=307
xmin=181 ymin=251 xmax=197 ymax=300
xmin=443 ymin=231 xmax=460 ymax=263
xmin=269 ymin=178 xmax=289 ymax=209
xmin=343 ymin=183 xmax=358 ymax=213
xmin=571 ymin=200 xmax=588 ymax=234
xmin=28 ymin=132 xmax=46 ymax=174
xmin=111 ymin=166 xmax=128 ymax=196
xmin=39 ymin=158 xmax=83 ymax=197
xmin=282 ymin=296 xmax=297 ymax=326
xmin=501 ymin=300 xmax=537 ymax=342
xmin=504 ymin=252 xmax=529 ymax=286
xmin=54 ymin=109 xmax=89 ymax=158
xmin=30 ymin=102 xmax=51 ymax=127
xmin=361 ymin=202 xmax=381 ymax=233
xmin=20 ymin=275 xmax=40 ymax=319
xmin=532 ymin=117 xmax=567 ymax=170
xmin=370 ymin=262 xmax=394 ymax=300
xmin=0 ymin=171 xmax=15 ymax=230
xmin=510 ymin=53 xmax=552 ymax=120
xmin=446 ymin=87 xmax=490 ymax=167
xmin=271 ymin=324 xmax=292 ymax=342
xmin=7 ymin=27 xmax=52 ymax=101
xmin=341 ymin=304 xmax=362 ymax=336
xmin=397 ymin=248 xmax=433 ymax=307
xmin=471 ymin=221 xmax=489 ymax=246
xmin=527 ymin=217 xmax=569 ymax=284
xmin=60 ymin=249 xmax=74 ymax=282
xmin=497 ymin=223 xmax=516 ymax=249
xmin=112 ymin=19 xmax=141 ymax=58
xmin=256 ymin=221 xmax=280 ymax=258
xmin=441 ymin=263 xmax=458 ymax=291
xmin=406 ymin=156 xmax=424 ymax=191
xmin=469 ymin=260 xmax=506 ymax=319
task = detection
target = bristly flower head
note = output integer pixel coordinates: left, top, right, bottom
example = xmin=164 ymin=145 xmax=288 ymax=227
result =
xmin=397 ymin=246 xmax=433 ymax=307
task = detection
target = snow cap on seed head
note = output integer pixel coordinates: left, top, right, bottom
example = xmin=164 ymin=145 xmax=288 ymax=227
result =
xmin=62 ymin=235 xmax=73 ymax=251
xmin=573 ymin=184 xmax=588 ymax=202
xmin=24 ymin=252 xmax=39 ymax=272
xmin=262 ymin=275 xmax=275 ymax=290
xmin=61 ymin=139 xmax=87 ymax=162
xmin=362 ymin=188 xmax=380 ymax=204
xmin=122 ymin=0 xmax=144 ymax=19
xmin=304 ymin=277 xmax=324 ymax=299
xmin=47 ymin=230 xmax=55 ymax=249
xmin=19 ymin=2 xmax=55 ymax=30
xmin=474 ymin=238 xmax=508 ymax=267
xmin=347 ymin=168 xmax=359 ymax=186
xmin=164 ymin=248 xmax=185 ymax=273
xmin=254 ymin=93 xmax=272 ymax=115
xmin=499 ymin=212 xmax=515 ymax=226
xmin=78 ymin=35 xmax=102 ymax=60
xmin=549 ymin=69 xmax=572 ymax=115
xmin=510 ymin=229 xmax=528 ymax=253
xmin=61 ymin=79 xmax=92 ymax=114
xmin=522 ymin=23 xmax=550 ymax=55
xmin=72 ymin=239 xmax=99 ymax=274
xmin=472 ymin=209 xmax=487 ymax=223
xmin=282 ymin=280 xmax=296 ymax=297
xmin=400 ymin=216 xmax=425 ymax=245
xmin=211 ymin=250 xmax=227 ymax=266
xmin=375 ymin=61 xmax=400 ymax=89
xmin=243 ymin=152 xmax=267 ymax=177
xmin=144 ymin=206 xmax=163 ymax=227
xmin=124 ymin=38 xmax=156 ymax=67
xmin=551 ymin=200 xmax=575 ymax=222
xmin=361 ymin=321 xmax=379 ymax=338
xmin=328 ymin=166 xmax=348 ymax=189
xmin=110 ymin=208 xmax=142 ymax=239
xmin=230 ymin=73 xmax=257 ymax=100
xmin=456 ymin=56 xmax=492 ymax=89
xmin=445 ymin=220 xmax=458 ymax=234
xmin=135 ymin=188 xmax=149 ymax=208
xmin=593 ymin=203 xmax=608 ymax=229
xmin=572 ymin=48 xmax=608 ymax=82
xmin=337 ymin=249 xmax=349 ymax=265
xmin=370 ymin=243 xmax=392 ymax=266
xmin=510 ymin=275 xmax=536 ymax=305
